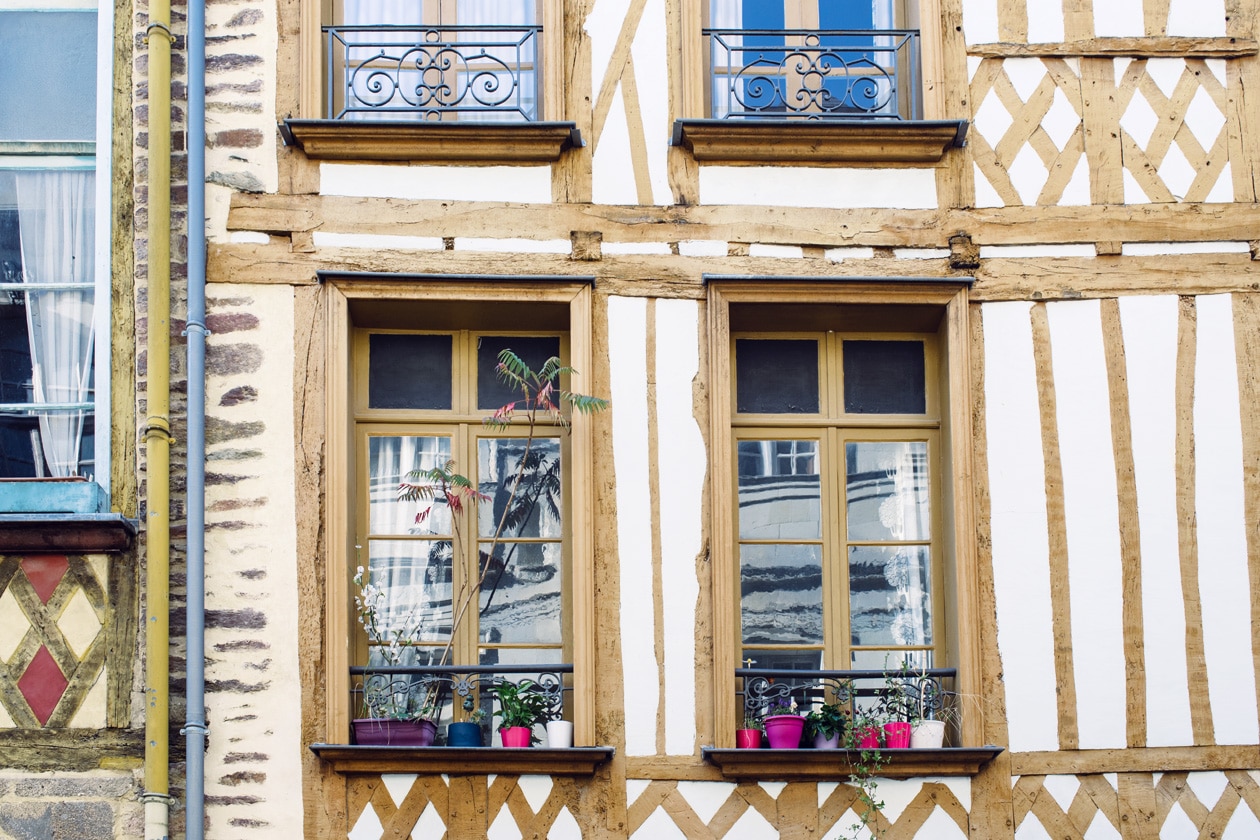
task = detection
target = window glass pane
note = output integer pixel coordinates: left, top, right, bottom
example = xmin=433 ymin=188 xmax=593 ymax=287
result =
xmin=368 ymin=333 xmax=452 ymax=409
xmin=842 ymin=339 xmax=926 ymax=414
xmin=477 ymin=541 xmax=562 ymax=645
xmin=476 ymin=335 xmax=561 ymax=411
xmin=739 ymin=649 xmax=822 ymax=671
xmin=738 ymin=439 xmax=820 ymax=539
xmin=741 ymin=543 xmax=823 ymax=645
xmin=735 ymin=338 xmax=819 ymax=413
xmin=365 ymin=539 xmax=453 ymax=646
xmin=849 ymin=545 xmax=932 ymax=647
xmin=369 ymin=435 xmax=453 ymax=534
xmin=845 ymin=441 xmax=929 ymax=541
xmin=477 ymin=437 xmax=562 ymax=538
xmin=0 ymin=169 xmax=96 ymax=478
xmin=0 ymin=12 xmax=96 ymax=142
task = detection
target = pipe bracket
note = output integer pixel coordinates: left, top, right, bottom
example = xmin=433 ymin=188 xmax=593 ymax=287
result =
xmin=144 ymin=21 xmax=175 ymax=44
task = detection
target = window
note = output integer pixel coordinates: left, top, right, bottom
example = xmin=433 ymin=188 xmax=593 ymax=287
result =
xmin=733 ymin=333 xmax=941 ymax=674
xmin=709 ymin=281 xmax=981 ymax=748
xmin=354 ymin=331 xmax=570 ymax=671
xmin=706 ymin=0 xmax=923 ymax=120
xmin=0 ymin=2 xmax=110 ymax=504
xmin=323 ymin=279 xmax=596 ymax=745
xmin=326 ymin=0 xmax=544 ymax=121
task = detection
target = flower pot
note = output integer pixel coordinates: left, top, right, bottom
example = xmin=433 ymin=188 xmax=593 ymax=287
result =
xmin=764 ymin=715 xmax=805 ymax=749
xmin=856 ymin=725 xmax=882 ymax=749
xmin=546 ymin=720 xmax=574 ymax=748
xmin=447 ymin=722 xmax=484 ymax=747
xmin=736 ymin=728 xmax=762 ymax=749
xmin=883 ymin=721 xmax=912 ymax=748
xmin=910 ymin=720 xmax=946 ymax=748
xmin=353 ymin=718 xmax=437 ymax=747
xmin=500 ymin=726 xmax=532 ymax=747
xmin=813 ymin=732 xmax=840 ymax=749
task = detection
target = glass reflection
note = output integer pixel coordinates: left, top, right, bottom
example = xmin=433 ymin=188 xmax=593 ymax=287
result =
xmin=477 ymin=437 xmax=563 ymax=538
xmin=364 ymin=538 xmax=453 ymax=659
xmin=369 ymin=436 xmax=453 ymax=535
xmin=738 ymin=440 xmax=821 ymax=540
xmin=848 ymin=545 xmax=932 ymax=647
xmin=845 ymin=441 xmax=929 ymax=541
xmin=477 ymin=541 xmax=562 ymax=645
xmin=740 ymin=543 xmax=823 ymax=646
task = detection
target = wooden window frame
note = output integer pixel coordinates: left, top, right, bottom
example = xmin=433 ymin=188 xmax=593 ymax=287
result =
xmin=708 ymin=278 xmax=980 ymax=749
xmin=324 ymin=277 xmax=596 ymax=745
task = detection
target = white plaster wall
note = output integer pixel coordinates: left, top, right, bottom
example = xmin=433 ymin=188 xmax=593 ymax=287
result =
xmin=983 ymin=302 xmax=1059 ymax=753
xmin=1026 ymin=0 xmax=1065 ymax=43
xmin=697 ymin=167 xmax=938 ymax=209
xmin=655 ymin=300 xmax=704 ymax=756
xmin=1119 ymin=296 xmax=1193 ymax=748
xmin=1045 ymin=301 xmax=1126 ymax=750
xmin=203 ymin=0 xmax=279 ymax=195
xmin=1167 ymin=0 xmax=1226 ymax=36
xmin=1094 ymin=0 xmax=1144 ymax=37
xmin=960 ymin=0 xmax=999 ymax=44
xmin=203 ymin=284 xmax=303 ymax=838
xmin=320 ymin=163 xmax=553 ymax=202
xmin=609 ymin=297 xmax=659 ymax=757
xmin=1193 ymin=295 xmax=1259 ymax=746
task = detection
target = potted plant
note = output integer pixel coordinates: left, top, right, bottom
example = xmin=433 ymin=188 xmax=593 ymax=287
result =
xmin=806 ymin=701 xmax=846 ymax=749
xmin=762 ymin=700 xmax=805 ymax=749
xmin=877 ymin=665 xmax=918 ymax=749
xmin=842 ymin=706 xmax=891 ymax=839
xmin=447 ymin=704 xmax=486 ymax=747
xmin=351 ymin=568 xmax=441 ymax=746
xmin=736 ymin=713 xmax=763 ymax=749
xmin=495 ymin=679 xmax=551 ymax=747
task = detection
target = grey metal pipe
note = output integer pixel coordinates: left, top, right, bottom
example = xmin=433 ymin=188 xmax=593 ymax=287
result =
xmin=182 ymin=0 xmax=208 ymax=835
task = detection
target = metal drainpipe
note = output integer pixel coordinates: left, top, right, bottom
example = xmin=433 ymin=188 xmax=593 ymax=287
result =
xmin=183 ymin=0 xmax=209 ymax=834
xmin=143 ymin=0 xmax=173 ymax=836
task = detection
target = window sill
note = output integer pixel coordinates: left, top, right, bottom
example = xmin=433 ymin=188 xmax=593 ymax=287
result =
xmin=309 ymin=744 xmax=615 ymax=775
xmin=0 ymin=513 xmax=137 ymax=553
xmin=279 ymin=119 xmax=583 ymax=164
xmin=671 ymin=119 xmax=968 ymax=165
xmin=702 ymin=746 xmax=1004 ymax=780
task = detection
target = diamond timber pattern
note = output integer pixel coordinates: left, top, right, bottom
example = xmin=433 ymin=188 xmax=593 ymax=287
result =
xmin=969 ymin=58 xmax=1087 ymax=207
xmin=1116 ymin=59 xmax=1231 ymax=203
xmin=1013 ymin=771 xmax=1260 ymax=839
xmin=0 ymin=555 xmax=108 ymax=728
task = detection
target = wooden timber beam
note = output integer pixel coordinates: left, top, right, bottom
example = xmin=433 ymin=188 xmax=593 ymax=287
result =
xmin=225 ymin=193 xmax=1260 ymax=250
xmin=969 ymin=36 xmax=1258 ymax=58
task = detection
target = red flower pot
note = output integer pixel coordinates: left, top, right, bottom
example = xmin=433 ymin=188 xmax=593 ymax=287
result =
xmin=500 ymin=726 xmax=532 ymax=747
xmin=764 ymin=715 xmax=805 ymax=749
xmin=856 ymin=725 xmax=882 ymax=749
xmin=736 ymin=728 xmax=762 ymax=749
xmin=883 ymin=721 xmax=912 ymax=748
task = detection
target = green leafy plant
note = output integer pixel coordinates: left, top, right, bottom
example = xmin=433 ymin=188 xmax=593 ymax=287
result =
xmin=806 ymin=702 xmax=847 ymax=741
xmin=840 ymin=705 xmax=890 ymax=839
xmin=494 ymin=679 xmax=552 ymax=740
xmin=741 ymin=713 xmax=763 ymax=731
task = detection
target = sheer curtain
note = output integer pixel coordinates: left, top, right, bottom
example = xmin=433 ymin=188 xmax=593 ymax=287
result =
xmin=16 ymin=169 xmax=95 ymax=477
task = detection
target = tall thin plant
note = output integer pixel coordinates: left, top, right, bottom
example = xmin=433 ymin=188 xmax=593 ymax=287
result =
xmin=388 ymin=349 xmax=608 ymax=715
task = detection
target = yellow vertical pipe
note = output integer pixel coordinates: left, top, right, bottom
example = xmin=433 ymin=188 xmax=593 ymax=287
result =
xmin=144 ymin=0 xmax=173 ymax=836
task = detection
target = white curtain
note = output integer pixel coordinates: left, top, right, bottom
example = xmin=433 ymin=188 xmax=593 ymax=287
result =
xmin=16 ymin=170 xmax=95 ymax=478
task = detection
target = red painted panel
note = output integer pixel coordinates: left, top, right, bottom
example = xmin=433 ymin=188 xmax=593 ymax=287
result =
xmin=20 ymin=556 xmax=69 ymax=604
xmin=17 ymin=646 xmax=68 ymax=726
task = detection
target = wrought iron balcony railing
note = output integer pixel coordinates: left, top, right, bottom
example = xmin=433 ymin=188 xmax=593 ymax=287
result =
xmin=707 ymin=28 xmax=921 ymax=121
xmin=350 ymin=663 xmax=569 ymax=729
xmin=324 ymin=24 xmax=541 ymax=121
xmin=738 ymin=666 xmax=955 ymax=722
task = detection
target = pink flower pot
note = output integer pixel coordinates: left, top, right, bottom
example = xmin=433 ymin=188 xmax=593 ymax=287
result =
xmin=352 ymin=718 xmax=437 ymax=746
xmin=856 ymin=726 xmax=882 ymax=749
xmin=764 ymin=715 xmax=805 ymax=749
xmin=883 ymin=721 xmax=912 ymax=748
xmin=500 ymin=726 xmax=532 ymax=747
xmin=736 ymin=728 xmax=762 ymax=749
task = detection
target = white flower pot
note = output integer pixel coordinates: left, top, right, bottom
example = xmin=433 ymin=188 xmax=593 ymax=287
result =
xmin=546 ymin=720 xmax=574 ymax=748
xmin=910 ymin=720 xmax=946 ymax=748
